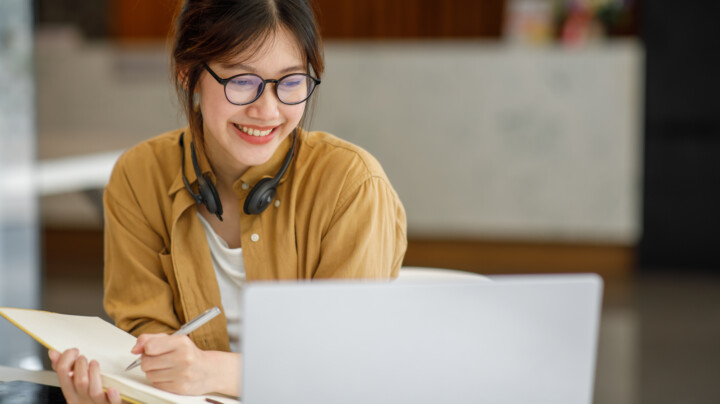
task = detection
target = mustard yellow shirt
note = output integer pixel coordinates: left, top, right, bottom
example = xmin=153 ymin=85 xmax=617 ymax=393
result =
xmin=103 ymin=127 xmax=407 ymax=351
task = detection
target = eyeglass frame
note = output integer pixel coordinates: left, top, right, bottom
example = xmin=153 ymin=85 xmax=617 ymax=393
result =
xmin=202 ymin=63 xmax=321 ymax=106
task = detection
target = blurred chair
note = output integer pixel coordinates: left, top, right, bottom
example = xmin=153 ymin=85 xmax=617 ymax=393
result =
xmin=396 ymin=266 xmax=490 ymax=282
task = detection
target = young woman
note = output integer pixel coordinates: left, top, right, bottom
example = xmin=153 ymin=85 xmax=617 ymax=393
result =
xmin=49 ymin=0 xmax=407 ymax=402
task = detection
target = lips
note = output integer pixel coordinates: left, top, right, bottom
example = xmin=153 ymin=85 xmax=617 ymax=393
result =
xmin=232 ymin=123 xmax=278 ymax=145
xmin=235 ymin=124 xmax=273 ymax=137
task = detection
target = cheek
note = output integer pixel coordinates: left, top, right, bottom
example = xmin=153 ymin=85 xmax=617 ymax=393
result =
xmin=197 ymin=77 xmax=231 ymax=120
xmin=284 ymin=104 xmax=306 ymax=126
xmin=199 ymin=92 xmax=234 ymax=124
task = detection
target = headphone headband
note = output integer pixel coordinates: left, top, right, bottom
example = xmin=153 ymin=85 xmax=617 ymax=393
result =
xmin=180 ymin=130 xmax=296 ymax=218
xmin=243 ymin=130 xmax=297 ymax=215
xmin=180 ymin=133 xmax=201 ymax=205
xmin=180 ymin=132 xmax=223 ymax=221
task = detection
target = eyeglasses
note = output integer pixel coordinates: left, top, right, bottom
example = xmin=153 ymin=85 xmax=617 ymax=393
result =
xmin=203 ymin=63 xmax=321 ymax=106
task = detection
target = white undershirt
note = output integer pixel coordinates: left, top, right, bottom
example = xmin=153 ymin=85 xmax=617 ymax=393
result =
xmin=196 ymin=212 xmax=245 ymax=353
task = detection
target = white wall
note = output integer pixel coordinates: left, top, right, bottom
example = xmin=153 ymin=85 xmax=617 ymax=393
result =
xmin=314 ymin=41 xmax=643 ymax=243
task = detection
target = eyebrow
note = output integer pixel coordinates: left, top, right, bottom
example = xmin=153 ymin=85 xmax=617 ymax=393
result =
xmin=219 ymin=62 xmax=306 ymax=76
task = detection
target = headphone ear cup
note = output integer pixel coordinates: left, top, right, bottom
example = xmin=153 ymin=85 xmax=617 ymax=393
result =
xmin=244 ymin=177 xmax=277 ymax=215
xmin=199 ymin=174 xmax=223 ymax=217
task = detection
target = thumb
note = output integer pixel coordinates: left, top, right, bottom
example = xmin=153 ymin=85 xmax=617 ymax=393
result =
xmin=131 ymin=333 xmax=160 ymax=354
xmin=131 ymin=337 xmax=147 ymax=354
xmin=48 ymin=349 xmax=59 ymax=364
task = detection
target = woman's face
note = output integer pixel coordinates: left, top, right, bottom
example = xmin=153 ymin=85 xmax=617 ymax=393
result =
xmin=198 ymin=28 xmax=306 ymax=177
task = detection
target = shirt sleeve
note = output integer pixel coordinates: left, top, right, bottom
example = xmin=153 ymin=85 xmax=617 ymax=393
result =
xmin=103 ymin=155 xmax=182 ymax=336
xmin=312 ymin=175 xmax=408 ymax=279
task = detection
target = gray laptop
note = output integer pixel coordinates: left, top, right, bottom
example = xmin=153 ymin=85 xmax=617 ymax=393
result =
xmin=242 ymin=273 xmax=602 ymax=404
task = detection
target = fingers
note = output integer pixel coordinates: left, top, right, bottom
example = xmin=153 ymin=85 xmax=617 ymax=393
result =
xmin=50 ymin=349 xmax=118 ymax=404
xmin=73 ymin=355 xmax=90 ymax=395
xmin=81 ymin=358 xmax=119 ymax=404
xmin=131 ymin=334 xmax=151 ymax=355
xmin=144 ymin=367 xmax=178 ymax=386
xmin=86 ymin=360 xmax=122 ymax=403
xmin=134 ymin=333 xmax=178 ymax=356
xmin=53 ymin=348 xmax=80 ymax=403
xmin=140 ymin=335 xmax=196 ymax=373
xmin=87 ymin=360 xmax=106 ymax=402
xmin=139 ymin=336 xmax=207 ymax=395
xmin=48 ymin=349 xmax=59 ymax=370
xmin=106 ymin=388 xmax=122 ymax=404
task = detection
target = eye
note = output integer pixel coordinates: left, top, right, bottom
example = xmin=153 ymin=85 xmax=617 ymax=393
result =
xmin=279 ymin=76 xmax=306 ymax=89
xmin=230 ymin=75 xmax=260 ymax=88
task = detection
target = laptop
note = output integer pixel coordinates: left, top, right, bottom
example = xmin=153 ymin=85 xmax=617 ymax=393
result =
xmin=242 ymin=273 xmax=603 ymax=404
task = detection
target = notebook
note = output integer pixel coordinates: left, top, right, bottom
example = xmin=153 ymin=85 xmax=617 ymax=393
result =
xmin=0 ymin=308 xmax=239 ymax=404
xmin=241 ymin=273 xmax=603 ymax=404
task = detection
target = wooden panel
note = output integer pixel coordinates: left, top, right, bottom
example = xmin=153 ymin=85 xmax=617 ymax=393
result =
xmin=403 ymin=238 xmax=635 ymax=279
xmin=43 ymin=228 xmax=634 ymax=305
xmin=109 ymin=0 xmax=178 ymax=41
xmin=44 ymin=228 xmax=104 ymax=278
xmin=44 ymin=228 xmax=632 ymax=279
xmin=314 ymin=0 xmax=505 ymax=38
xmin=108 ymin=0 xmax=504 ymax=41
xmin=403 ymin=238 xmax=636 ymax=306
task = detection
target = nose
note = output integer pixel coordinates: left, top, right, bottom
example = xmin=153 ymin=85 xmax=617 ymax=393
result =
xmin=245 ymin=84 xmax=281 ymax=121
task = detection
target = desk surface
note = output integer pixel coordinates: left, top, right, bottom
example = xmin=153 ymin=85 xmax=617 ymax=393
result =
xmin=0 ymin=365 xmax=60 ymax=387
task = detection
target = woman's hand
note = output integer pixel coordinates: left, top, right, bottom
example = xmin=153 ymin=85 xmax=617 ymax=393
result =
xmin=132 ymin=334 xmax=241 ymax=397
xmin=48 ymin=349 xmax=123 ymax=404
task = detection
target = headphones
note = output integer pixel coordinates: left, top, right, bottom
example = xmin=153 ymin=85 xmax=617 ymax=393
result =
xmin=180 ymin=131 xmax=296 ymax=220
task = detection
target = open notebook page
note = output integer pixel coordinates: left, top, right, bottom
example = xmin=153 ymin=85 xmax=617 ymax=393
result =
xmin=0 ymin=308 xmax=239 ymax=404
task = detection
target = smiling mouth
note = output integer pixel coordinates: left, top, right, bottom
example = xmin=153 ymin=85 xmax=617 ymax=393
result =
xmin=233 ymin=123 xmax=274 ymax=137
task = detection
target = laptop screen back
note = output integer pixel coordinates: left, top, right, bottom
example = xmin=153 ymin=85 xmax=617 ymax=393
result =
xmin=242 ymin=274 xmax=602 ymax=404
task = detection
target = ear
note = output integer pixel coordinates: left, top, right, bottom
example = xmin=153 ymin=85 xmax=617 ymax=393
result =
xmin=177 ymin=67 xmax=191 ymax=90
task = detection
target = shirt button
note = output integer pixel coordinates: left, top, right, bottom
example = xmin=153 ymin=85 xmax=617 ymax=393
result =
xmin=241 ymin=182 xmax=250 ymax=190
xmin=250 ymin=233 xmax=259 ymax=242
xmin=274 ymin=200 xmax=281 ymax=207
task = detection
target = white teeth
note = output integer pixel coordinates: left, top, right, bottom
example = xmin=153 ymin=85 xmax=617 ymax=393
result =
xmin=236 ymin=124 xmax=272 ymax=137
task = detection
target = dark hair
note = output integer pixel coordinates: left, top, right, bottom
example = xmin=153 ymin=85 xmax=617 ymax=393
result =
xmin=171 ymin=0 xmax=324 ymax=143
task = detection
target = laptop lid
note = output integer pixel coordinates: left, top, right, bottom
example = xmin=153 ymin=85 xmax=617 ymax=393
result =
xmin=242 ymin=273 xmax=602 ymax=404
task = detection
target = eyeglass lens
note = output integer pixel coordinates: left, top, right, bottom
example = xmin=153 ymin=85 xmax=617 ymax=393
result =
xmin=225 ymin=74 xmax=315 ymax=105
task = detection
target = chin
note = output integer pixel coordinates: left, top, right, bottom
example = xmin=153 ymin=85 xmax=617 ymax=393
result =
xmin=235 ymin=151 xmax=274 ymax=168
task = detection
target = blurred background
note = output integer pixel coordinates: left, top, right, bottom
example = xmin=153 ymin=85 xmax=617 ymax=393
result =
xmin=1 ymin=0 xmax=719 ymax=402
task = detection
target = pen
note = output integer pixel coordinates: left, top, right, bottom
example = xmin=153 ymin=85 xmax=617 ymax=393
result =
xmin=125 ymin=306 xmax=221 ymax=371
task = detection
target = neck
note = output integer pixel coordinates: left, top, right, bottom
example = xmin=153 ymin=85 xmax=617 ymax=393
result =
xmin=201 ymin=135 xmax=250 ymax=191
